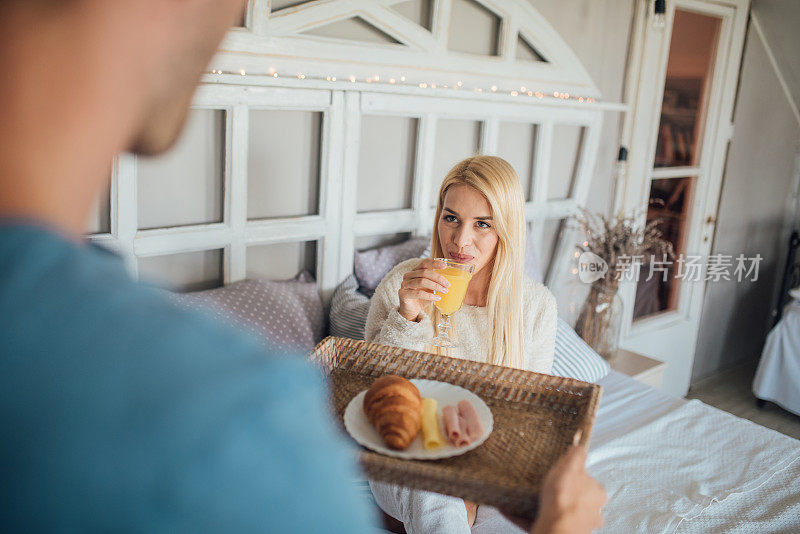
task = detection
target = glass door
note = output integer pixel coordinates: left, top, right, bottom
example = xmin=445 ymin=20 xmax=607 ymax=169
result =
xmin=634 ymin=8 xmax=721 ymax=321
xmin=616 ymin=0 xmax=747 ymax=396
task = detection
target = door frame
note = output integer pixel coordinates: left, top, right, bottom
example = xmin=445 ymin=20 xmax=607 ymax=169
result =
xmin=615 ymin=0 xmax=750 ymax=395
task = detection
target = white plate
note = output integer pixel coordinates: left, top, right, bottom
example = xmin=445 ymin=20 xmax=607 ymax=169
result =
xmin=343 ymin=379 xmax=494 ymax=460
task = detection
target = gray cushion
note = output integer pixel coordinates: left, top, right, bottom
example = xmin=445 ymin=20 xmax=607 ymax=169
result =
xmin=354 ymin=237 xmax=429 ymax=297
xmin=329 ymin=275 xmax=370 ymax=340
xmin=172 ymin=272 xmax=324 ymax=352
xmin=525 ymin=229 xmax=544 ymax=283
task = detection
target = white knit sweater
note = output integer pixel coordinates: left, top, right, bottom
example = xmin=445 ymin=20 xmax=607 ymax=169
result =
xmin=364 ymin=258 xmax=558 ymax=374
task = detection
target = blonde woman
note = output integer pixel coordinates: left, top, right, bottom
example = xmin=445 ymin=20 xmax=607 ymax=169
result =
xmin=365 ymin=155 xmax=558 ymax=533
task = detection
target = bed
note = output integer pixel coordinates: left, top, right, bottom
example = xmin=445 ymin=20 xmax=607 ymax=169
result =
xmin=172 ymin=235 xmax=800 ymax=532
xmin=590 ymin=370 xmax=799 ymax=533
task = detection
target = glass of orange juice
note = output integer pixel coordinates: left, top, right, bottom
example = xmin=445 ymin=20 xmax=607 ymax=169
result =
xmin=430 ymin=258 xmax=475 ymax=348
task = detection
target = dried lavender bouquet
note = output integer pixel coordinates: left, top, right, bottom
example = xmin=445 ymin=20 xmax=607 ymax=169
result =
xmin=575 ymin=206 xmax=674 ymax=289
xmin=572 ymin=206 xmax=674 ymax=358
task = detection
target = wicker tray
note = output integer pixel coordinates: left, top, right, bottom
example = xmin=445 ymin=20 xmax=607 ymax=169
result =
xmin=310 ymin=336 xmax=602 ymax=519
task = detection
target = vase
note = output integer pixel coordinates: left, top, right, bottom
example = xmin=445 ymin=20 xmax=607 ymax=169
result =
xmin=574 ymin=281 xmax=623 ymax=360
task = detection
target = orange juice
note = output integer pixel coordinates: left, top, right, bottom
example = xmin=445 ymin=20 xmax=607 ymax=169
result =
xmin=434 ymin=266 xmax=472 ymax=315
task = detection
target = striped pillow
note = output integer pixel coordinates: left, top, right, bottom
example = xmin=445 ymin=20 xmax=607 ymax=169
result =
xmin=551 ymin=318 xmax=610 ymax=383
xmin=329 ymin=275 xmax=370 ymax=340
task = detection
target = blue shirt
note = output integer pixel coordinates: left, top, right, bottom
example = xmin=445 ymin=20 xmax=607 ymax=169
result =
xmin=0 ymin=223 xmax=375 ymax=532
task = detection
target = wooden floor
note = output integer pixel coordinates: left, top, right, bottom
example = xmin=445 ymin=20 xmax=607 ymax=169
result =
xmin=686 ymin=358 xmax=800 ymax=440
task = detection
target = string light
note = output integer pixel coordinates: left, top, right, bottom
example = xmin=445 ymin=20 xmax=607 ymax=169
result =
xmin=205 ymin=69 xmax=601 ymax=104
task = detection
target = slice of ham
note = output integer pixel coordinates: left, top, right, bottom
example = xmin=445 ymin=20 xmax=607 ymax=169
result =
xmin=442 ymin=405 xmax=470 ymax=447
xmin=458 ymin=400 xmax=484 ymax=442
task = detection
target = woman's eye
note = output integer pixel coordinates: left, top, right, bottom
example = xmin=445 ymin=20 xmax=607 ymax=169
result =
xmin=477 ymin=221 xmax=491 ymax=229
xmin=443 ymin=214 xmax=457 ymax=223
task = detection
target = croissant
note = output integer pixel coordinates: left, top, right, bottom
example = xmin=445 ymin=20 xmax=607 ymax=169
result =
xmin=363 ymin=375 xmax=423 ymax=450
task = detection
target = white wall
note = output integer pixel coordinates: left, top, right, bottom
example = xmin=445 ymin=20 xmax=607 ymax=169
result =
xmin=691 ymin=23 xmax=800 ymax=381
xmin=526 ymin=0 xmax=634 ymax=215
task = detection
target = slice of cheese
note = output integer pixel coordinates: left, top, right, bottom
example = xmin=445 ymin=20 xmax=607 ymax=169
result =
xmin=421 ymin=398 xmax=446 ymax=450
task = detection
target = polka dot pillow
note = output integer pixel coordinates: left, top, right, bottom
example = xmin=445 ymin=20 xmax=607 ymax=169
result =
xmin=171 ymin=272 xmax=324 ymax=352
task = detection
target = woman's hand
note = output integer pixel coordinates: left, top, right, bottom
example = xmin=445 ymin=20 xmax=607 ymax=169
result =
xmin=398 ymin=259 xmax=451 ymax=322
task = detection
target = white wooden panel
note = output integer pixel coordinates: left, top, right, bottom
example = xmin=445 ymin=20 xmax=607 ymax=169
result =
xmin=431 ymin=118 xmax=481 ymax=207
xmin=391 ymin=0 xmax=434 ymax=31
xmin=448 ymin=0 xmax=501 ymax=56
xmin=193 ymin=84 xmax=332 ymax=109
xmin=248 ymin=109 xmax=321 ymax=219
xmin=137 ymin=109 xmax=225 ymax=230
xmin=246 ymin=240 xmax=317 ymax=280
xmin=529 ymin=121 xmax=554 ymax=255
xmin=480 ymin=117 xmax=499 ymax=154
xmin=226 ymin=104 xmax=249 ymax=283
xmin=337 ymin=92 xmax=361 ymax=281
xmin=362 ymin=4 xmax=438 ymax=51
xmin=548 ymin=124 xmax=585 ymax=200
xmin=303 ymin=17 xmax=401 ymax=45
xmin=85 ymin=180 xmax=111 ymax=235
xmin=357 ymin=115 xmax=417 ymax=212
xmin=318 ymin=91 xmax=346 ymax=303
xmin=138 ymin=249 xmax=223 ymax=292
xmin=135 ymin=224 xmax=233 ymax=257
xmin=413 ymin=115 xmax=439 ymax=234
xmin=497 ymin=121 xmax=537 ymax=200
xmin=115 ymin=154 xmax=138 ymax=274
xmin=354 ymin=209 xmax=416 ymax=235
xmin=355 ymin=232 xmax=414 ymax=251
xmin=361 ymin=92 xmax=602 ymax=120
xmin=246 ymin=216 xmax=327 ymax=245
xmin=540 ymin=217 xmax=566 ymax=282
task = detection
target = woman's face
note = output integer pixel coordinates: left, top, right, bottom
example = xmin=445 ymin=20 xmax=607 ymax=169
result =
xmin=437 ymin=184 xmax=499 ymax=277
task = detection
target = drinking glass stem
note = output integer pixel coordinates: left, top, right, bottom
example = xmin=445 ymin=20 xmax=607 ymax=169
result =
xmin=438 ymin=314 xmax=451 ymax=338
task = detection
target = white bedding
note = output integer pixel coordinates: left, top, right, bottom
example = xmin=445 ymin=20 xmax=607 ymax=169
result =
xmin=590 ymin=371 xmax=800 ymax=533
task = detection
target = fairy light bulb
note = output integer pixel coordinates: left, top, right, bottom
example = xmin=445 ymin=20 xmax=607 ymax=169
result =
xmin=239 ymin=69 xmax=247 ymax=76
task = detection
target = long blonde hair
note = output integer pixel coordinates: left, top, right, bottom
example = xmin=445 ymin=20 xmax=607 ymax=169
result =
xmin=430 ymin=155 xmax=527 ymax=369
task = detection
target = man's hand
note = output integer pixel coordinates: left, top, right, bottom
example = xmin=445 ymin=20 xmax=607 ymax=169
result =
xmin=530 ymin=435 xmax=606 ymax=534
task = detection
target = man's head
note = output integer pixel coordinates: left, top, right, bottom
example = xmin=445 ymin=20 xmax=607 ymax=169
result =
xmin=0 ymin=0 xmax=246 ymax=155
xmin=0 ymin=0 xmax=246 ymax=232
xmin=126 ymin=0 xmax=248 ymax=155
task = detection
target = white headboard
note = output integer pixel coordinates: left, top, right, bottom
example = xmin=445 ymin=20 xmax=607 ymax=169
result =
xmin=87 ymin=0 xmax=623 ymax=300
